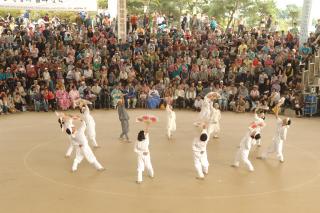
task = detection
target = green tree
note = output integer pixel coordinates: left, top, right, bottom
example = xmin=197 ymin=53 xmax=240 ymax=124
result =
xmin=207 ymin=0 xmax=252 ymax=29
xmin=286 ymin=4 xmax=301 ymax=26
xmin=127 ymin=0 xmax=193 ymax=23
xmin=205 ymin=0 xmax=278 ymax=29
xmin=98 ymin=0 xmax=108 ymax=9
xmin=245 ymin=0 xmax=278 ymax=27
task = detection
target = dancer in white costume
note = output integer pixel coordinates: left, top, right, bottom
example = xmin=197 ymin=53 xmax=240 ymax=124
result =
xmin=231 ymin=129 xmax=261 ymax=172
xmin=80 ymin=104 xmax=99 ymax=148
xmin=66 ymin=120 xmax=104 ymax=172
xmin=208 ymin=103 xmax=221 ymax=139
xmin=56 ymin=112 xmax=76 ymax=157
xmin=166 ymin=104 xmax=176 ymax=139
xmin=134 ymin=124 xmax=154 ymax=184
xmin=257 ymin=106 xmax=291 ymax=163
xmin=195 ymin=92 xmax=220 ymax=126
xmin=192 ymin=125 xmax=210 ymax=179
xmin=252 ymin=108 xmax=266 ymax=147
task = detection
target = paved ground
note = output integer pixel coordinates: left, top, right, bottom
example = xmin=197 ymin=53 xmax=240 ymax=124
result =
xmin=0 ymin=110 xmax=320 ymax=213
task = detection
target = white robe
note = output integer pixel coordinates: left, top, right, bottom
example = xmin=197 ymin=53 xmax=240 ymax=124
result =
xmin=192 ymin=129 xmax=209 ymax=178
xmin=60 ymin=118 xmax=74 ymax=157
xmin=197 ymin=97 xmax=212 ymax=124
xmin=134 ymin=133 xmax=154 ymax=182
xmin=166 ymin=105 xmax=176 ymax=138
xmin=70 ymin=121 xmax=103 ymax=171
xmin=262 ymin=118 xmax=288 ymax=161
xmin=233 ymin=130 xmax=257 ymax=171
xmin=82 ymin=105 xmax=98 ymax=147
xmin=207 ymin=108 xmax=221 ymax=138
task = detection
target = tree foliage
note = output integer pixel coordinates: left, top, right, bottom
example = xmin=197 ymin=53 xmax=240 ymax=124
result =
xmin=204 ymin=0 xmax=278 ymax=29
xmin=285 ymin=4 xmax=301 ymax=25
xmin=127 ymin=0 xmax=193 ymax=19
xmin=98 ymin=0 xmax=108 ymax=9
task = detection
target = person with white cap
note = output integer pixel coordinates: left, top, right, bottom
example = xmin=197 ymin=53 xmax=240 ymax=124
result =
xmin=166 ymin=103 xmax=176 ymax=139
xmin=257 ymin=105 xmax=291 ymax=163
xmin=192 ymin=125 xmax=210 ymax=179
xmin=207 ymin=103 xmax=221 ymax=139
xmin=134 ymin=124 xmax=154 ymax=184
xmin=231 ymin=128 xmax=261 ymax=172
xmin=66 ymin=119 xmax=104 ymax=172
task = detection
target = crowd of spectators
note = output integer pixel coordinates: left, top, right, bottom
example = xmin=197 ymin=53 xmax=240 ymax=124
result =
xmin=0 ymin=11 xmax=319 ymax=117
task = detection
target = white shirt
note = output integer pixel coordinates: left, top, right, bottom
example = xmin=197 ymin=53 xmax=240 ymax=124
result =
xmin=43 ymin=71 xmax=51 ymax=81
xmin=70 ymin=121 xmax=88 ymax=147
xmin=186 ymin=90 xmax=196 ymax=99
xmin=134 ymin=133 xmax=150 ymax=155
xmin=192 ymin=130 xmax=209 ymax=154
xmin=119 ymin=71 xmax=128 ymax=80
xmin=210 ymin=108 xmax=221 ymax=123
xmin=175 ymin=89 xmax=185 ymax=99
xmin=274 ymin=118 xmax=288 ymax=141
xmin=239 ymin=131 xmax=255 ymax=150
xmin=84 ymin=69 xmax=93 ymax=78
xmin=166 ymin=105 xmax=176 ymax=121
xmin=91 ymin=85 xmax=102 ymax=95
xmin=194 ymin=99 xmax=203 ymax=108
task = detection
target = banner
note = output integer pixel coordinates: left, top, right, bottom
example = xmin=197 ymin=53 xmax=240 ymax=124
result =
xmin=299 ymin=0 xmax=313 ymax=45
xmin=0 ymin=0 xmax=97 ymax=12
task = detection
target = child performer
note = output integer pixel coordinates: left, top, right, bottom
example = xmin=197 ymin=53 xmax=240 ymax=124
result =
xmin=192 ymin=124 xmax=210 ymax=179
xmin=166 ymin=104 xmax=176 ymax=139
xmin=66 ymin=119 xmax=104 ymax=172
xmin=134 ymin=123 xmax=154 ymax=184
xmin=252 ymin=108 xmax=266 ymax=147
xmin=80 ymin=104 xmax=99 ymax=148
xmin=257 ymin=102 xmax=291 ymax=163
xmin=208 ymin=103 xmax=221 ymax=139
xmin=231 ymin=129 xmax=261 ymax=172
xmin=56 ymin=112 xmax=76 ymax=157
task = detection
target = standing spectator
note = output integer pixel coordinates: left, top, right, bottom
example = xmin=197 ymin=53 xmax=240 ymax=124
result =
xmin=210 ymin=17 xmax=217 ymax=31
xmin=131 ymin=14 xmax=138 ymax=32
xmin=117 ymin=98 xmax=130 ymax=142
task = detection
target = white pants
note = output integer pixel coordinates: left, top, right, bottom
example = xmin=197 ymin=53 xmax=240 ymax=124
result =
xmin=193 ymin=152 xmax=209 ymax=178
xmin=86 ymin=127 xmax=98 ymax=147
xmin=72 ymin=145 xmax=103 ymax=171
xmin=233 ymin=148 xmax=254 ymax=171
xmin=262 ymin=139 xmax=284 ymax=161
xmin=66 ymin=139 xmax=74 ymax=157
xmin=208 ymin=123 xmax=220 ymax=138
xmin=256 ymin=139 xmax=262 ymax=146
xmin=167 ymin=120 xmax=176 ymax=138
xmin=66 ymin=137 xmax=98 ymax=157
xmin=137 ymin=153 xmax=154 ymax=182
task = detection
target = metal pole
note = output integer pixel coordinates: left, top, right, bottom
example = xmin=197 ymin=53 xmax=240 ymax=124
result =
xmin=299 ymin=0 xmax=313 ymax=45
